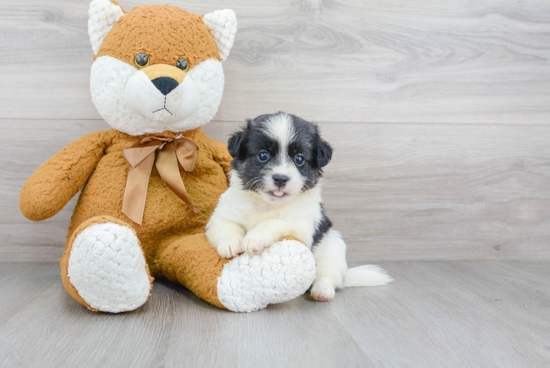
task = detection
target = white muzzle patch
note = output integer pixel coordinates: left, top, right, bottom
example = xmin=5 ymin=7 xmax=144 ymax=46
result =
xmin=125 ymin=70 xmax=200 ymax=125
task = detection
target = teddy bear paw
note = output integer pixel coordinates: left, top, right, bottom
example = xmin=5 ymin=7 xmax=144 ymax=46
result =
xmin=216 ymin=239 xmax=317 ymax=312
xmin=66 ymin=222 xmax=152 ymax=313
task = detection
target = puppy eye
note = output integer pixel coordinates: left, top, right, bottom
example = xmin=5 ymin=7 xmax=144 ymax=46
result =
xmin=135 ymin=53 xmax=150 ymax=68
xmin=176 ymin=58 xmax=189 ymax=72
xmin=258 ymin=151 xmax=270 ymax=162
xmin=294 ymin=154 xmax=305 ymax=166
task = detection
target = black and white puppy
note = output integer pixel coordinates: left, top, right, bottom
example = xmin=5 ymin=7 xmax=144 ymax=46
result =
xmin=206 ymin=112 xmax=392 ymax=301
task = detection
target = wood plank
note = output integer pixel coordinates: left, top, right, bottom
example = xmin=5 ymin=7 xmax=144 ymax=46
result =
xmin=337 ymin=261 xmax=550 ymax=367
xmin=159 ymin=283 xmax=373 ymax=368
xmin=0 ymin=263 xmax=59 ymax=326
xmin=2 ymin=119 xmax=550 ymax=261
xmin=1 ymin=262 xmax=549 ymax=367
xmin=0 ymin=119 xmax=108 ymax=261
xmin=1 ymin=0 xmax=549 ymax=124
xmin=209 ymin=122 xmax=550 ymax=261
xmin=0 ymin=263 xmax=373 ymax=368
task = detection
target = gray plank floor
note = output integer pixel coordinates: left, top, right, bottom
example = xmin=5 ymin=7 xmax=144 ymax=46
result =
xmin=1 ymin=262 xmax=549 ymax=368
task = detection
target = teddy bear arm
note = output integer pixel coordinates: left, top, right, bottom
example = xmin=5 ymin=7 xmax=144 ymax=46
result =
xmin=20 ymin=131 xmax=108 ymax=221
xmin=208 ymin=138 xmax=233 ymax=175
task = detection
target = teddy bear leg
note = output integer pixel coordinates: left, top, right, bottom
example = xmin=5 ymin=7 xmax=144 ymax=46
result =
xmin=60 ymin=216 xmax=153 ymax=313
xmin=156 ymin=234 xmax=317 ymax=312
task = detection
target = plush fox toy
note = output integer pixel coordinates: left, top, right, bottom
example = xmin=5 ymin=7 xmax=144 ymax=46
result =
xmin=19 ymin=0 xmax=316 ymax=313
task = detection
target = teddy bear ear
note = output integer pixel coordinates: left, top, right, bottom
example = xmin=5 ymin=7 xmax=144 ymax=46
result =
xmin=88 ymin=0 xmax=126 ymax=55
xmin=203 ymin=9 xmax=238 ymax=61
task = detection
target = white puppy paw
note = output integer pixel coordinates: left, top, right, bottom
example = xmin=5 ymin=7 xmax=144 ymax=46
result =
xmin=311 ymin=277 xmax=336 ymax=302
xmin=217 ymin=238 xmax=244 ymax=259
xmin=242 ymin=230 xmax=276 ymax=255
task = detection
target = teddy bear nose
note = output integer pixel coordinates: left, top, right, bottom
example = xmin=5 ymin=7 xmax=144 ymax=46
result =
xmin=151 ymin=77 xmax=179 ymax=96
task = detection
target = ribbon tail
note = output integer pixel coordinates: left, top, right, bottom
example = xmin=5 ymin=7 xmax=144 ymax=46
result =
xmin=156 ymin=143 xmax=201 ymax=214
xmin=122 ymin=151 xmax=156 ymax=225
xmin=174 ymin=139 xmax=199 ymax=172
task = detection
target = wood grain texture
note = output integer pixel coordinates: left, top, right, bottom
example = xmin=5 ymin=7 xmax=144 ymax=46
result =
xmin=2 ymin=0 xmax=550 ymax=261
xmin=3 ymin=119 xmax=549 ymax=262
xmin=0 ymin=0 xmax=549 ymax=123
xmin=0 ymin=261 xmax=549 ymax=367
xmin=208 ymin=122 xmax=550 ymax=262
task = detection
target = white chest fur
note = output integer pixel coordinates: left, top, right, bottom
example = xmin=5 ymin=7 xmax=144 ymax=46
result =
xmin=208 ymin=181 xmax=324 ymax=248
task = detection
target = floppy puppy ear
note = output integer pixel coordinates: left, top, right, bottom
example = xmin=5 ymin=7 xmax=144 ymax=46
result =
xmin=227 ymin=130 xmax=246 ymax=158
xmin=203 ymin=9 xmax=238 ymax=61
xmin=228 ymin=119 xmax=254 ymax=158
xmin=88 ymin=0 xmax=126 ymax=55
xmin=316 ymin=138 xmax=333 ymax=168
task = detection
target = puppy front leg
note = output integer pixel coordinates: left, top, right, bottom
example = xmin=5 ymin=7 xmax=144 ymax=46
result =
xmin=243 ymin=219 xmax=301 ymax=255
xmin=206 ymin=221 xmax=246 ymax=259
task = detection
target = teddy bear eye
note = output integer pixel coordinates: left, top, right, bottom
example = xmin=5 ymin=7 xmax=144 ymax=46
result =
xmin=176 ymin=58 xmax=189 ymax=72
xmin=135 ymin=53 xmax=149 ymax=68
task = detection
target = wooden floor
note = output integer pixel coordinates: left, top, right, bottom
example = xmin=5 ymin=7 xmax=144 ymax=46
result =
xmin=1 ymin=261 xmax=549 ymax=368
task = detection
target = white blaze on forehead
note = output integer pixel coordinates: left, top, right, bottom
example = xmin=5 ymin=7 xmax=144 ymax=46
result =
xmin=265 ymin=113 xmax=296 ymax=162
xmin=262 ymin=113 xmax=305 ymax=196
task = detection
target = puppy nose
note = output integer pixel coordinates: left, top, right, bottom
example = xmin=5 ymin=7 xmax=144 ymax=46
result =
xmin=273 ymin=174 xmax=289 ymax=188
xmin=151 ymin=77 xmax=179 ymax=95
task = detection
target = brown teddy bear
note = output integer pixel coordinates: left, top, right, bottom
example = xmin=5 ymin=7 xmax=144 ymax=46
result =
xmin=19 ymin=0 xmax=316 ymax=313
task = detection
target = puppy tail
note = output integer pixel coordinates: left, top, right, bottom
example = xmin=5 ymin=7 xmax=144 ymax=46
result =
xmin=343 ymin=265 xmax=393 ymax=287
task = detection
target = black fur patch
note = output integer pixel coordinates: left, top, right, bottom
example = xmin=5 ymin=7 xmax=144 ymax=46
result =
xmin=286 ymin=114 xmax=328 ymax=191
xmin=229 ymin=116 xmax=280 ymax=192
xmin=312 ymin=206 xmax=333 ymax=247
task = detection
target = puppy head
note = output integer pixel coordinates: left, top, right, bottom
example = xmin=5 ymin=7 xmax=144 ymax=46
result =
xmin=228 ymin=112 xmax=333 ymax=202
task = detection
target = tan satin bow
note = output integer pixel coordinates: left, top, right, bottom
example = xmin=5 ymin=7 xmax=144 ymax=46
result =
xmin=122 ymin=133 xmax=200 ymax=225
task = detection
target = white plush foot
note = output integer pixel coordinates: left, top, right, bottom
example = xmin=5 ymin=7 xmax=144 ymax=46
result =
xmin=310 ymin=277 xmax=336 ymax=302
xmin=217 ymin=239 xmax=316 ymax=312
xmin=67 ymin=222 xmax=151 ymax=313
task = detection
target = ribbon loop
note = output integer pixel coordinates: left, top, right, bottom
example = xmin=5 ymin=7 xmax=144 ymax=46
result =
xmin=121 ymin=134 xmax=200 ymax=225
xmin=123 ymin=144 xmax=158 ymax=168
